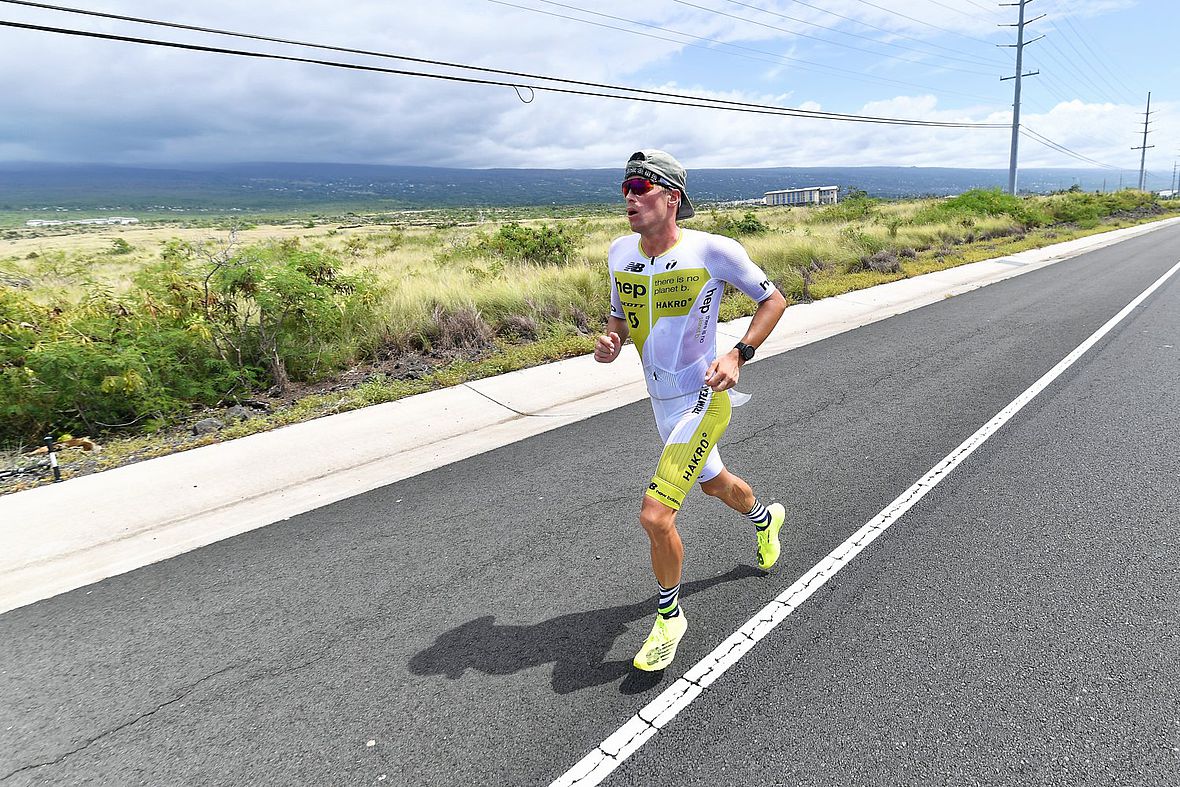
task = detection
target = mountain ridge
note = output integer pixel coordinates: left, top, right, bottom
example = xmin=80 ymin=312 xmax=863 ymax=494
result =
xmin=0 ymin=162 xmax=1163 ymax=212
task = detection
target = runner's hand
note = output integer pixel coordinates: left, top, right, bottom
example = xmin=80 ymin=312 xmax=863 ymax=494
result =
xmin=595 ymin=331 xmax=622 ymax=363
xmin=705 ymin=350 xmax=740 ymax=391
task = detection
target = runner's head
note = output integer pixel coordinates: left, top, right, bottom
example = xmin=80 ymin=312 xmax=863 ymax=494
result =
xmin=622 ymin=150 xmax=695 ymax=221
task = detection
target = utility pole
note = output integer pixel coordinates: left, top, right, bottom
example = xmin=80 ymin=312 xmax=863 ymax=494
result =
xmin=1132 ymin=92 xmax=1154 ymax=191
xmin=1000 ymin=0 xmax=1043 ymax=195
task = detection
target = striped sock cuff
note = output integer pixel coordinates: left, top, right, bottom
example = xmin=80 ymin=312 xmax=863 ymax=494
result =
xmin=658 ymin=582 xmax=681 ymax=618
xmin=746 ymin=501 xmax=771 ymax=528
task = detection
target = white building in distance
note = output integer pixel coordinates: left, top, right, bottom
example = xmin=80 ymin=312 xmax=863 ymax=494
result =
xmin=26 ymin=217 xmax=139 ymax=227
xmin=763 ymin=186 xmax=839 ymax=207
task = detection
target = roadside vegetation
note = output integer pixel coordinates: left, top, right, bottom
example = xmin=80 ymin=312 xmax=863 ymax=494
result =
xmin=2 ymin=187 xmax=1176 ymax=489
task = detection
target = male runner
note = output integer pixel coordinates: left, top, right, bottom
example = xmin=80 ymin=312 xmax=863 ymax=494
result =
xmin=595 ymin=150 xmax=788 ymax=672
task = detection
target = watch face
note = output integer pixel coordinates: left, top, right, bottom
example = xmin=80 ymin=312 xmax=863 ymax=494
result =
xmin=738 ymin=343 xmax=754 ymax=360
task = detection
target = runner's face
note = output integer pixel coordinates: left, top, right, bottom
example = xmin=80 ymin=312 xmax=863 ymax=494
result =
xmin=625 ymin=183 xmax=677 ymax=234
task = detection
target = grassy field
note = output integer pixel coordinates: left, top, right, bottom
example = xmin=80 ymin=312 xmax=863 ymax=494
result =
xmin=3 ymin=188 xmax=1177 ymax=489
xmin=0 ymin=203 xmax=621 ymax=232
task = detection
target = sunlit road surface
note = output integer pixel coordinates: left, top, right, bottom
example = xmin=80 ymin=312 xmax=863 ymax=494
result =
xmin=2 ymin=225 xmax=1178 ymax=786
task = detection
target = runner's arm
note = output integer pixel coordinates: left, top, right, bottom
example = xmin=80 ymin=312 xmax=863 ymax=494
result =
xmin=595 ymin=315 xmax=630 ymax=363
xmin=705 ymin=288 xmax=787 ymax=390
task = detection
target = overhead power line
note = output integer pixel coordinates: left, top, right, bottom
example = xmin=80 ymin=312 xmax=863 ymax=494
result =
xmin=492 ymin=0 xmax=1001 ymax=102
xmin=0 ymin=1 xmax=1000 ymax=124
xmin=1020 ymin=126 xmax=1123 ymax=170
xmin=1031 ymin=70 xmax=1080 ymax=109
xmin=921 ymin=0 xmax=994 ymax=22
xmin=844 ymin=0 xmax=1000 ymax=47
xmin=676 ymin=0 xmax=1001 ymax=72
xmin=1042 ymin=24 xmax=1125 ymax=105
xmin=1033 ymin=34 xmax=1116 ymax=105
xmin=959 ymin=0 xmax=1000 ymax=14
xmin=1055 ymin=12 xmax=1138 ymax=100
xmin=737 ymin=0 xmax=1008 ymax=66
xmin=2 ymin=0 xmax=1005 ymax=104
xmin=0 ymin=17 xmax=1008 ymax=129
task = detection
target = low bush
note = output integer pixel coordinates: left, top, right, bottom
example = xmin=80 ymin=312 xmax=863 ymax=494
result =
xmin=860 ymin=249 xmax=901 ymax=273
xmin=914 ymin=188 xmax=1047 ymax=228
xmin=1047 ymin=198 xmax=1103 ymax=228
xmin=109 ymin=238 xmax=134 ymax=255
xmin=813 ymin=195 xmax=878 ymax=223
xmin=201 ymin=241 xmax=381 ymax=385
xmin=423 ymin=305 xmax=494 ymax=353
xmin=1041 ymin=190 xmax=1157 ymax=228
xmin=1 ymin=238 xmax=382 ymax=443
xmin=476 ymin=222 xmax=583 ymax=266
xmin=0 ymin=284 xmax=244 ymax=443
xmin=706 ymin=211 xmax=770 ymax=238
xmin=839 ymin=226 xmax=888 ymax=258
xmin=496 ymin=314 xmax=539 ymax=341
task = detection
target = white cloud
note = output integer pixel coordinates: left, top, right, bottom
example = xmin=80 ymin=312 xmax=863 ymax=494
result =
xmin=0 ymin=0 xmax=1172 ymax=171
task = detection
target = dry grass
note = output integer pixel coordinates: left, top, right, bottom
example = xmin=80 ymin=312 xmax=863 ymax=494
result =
xmin=6 ymin=198 xmax=1178 ymax=349
xmin=5 ymin=196 xmax=1180 ymax=491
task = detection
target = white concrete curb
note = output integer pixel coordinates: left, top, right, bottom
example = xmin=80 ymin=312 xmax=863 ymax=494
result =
xmin=2 ymin=216 xmax=1177 ymax=613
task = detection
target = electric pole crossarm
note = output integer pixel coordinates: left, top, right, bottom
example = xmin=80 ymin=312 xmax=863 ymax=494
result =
xmin=998 ymin=34 xmax=1045 ymax=49
xmin=998 ymin=15 xmax=1046 ymax=29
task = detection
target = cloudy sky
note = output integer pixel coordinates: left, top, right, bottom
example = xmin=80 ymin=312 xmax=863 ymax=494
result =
xmin=0 ymin=0 xmax=1175 ymax=178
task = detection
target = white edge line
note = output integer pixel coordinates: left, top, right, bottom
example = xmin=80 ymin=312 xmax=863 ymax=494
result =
xmin=549 ymin=258 xmax=1180 ymax=787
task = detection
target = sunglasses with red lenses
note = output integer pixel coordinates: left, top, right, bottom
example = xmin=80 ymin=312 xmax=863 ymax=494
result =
xmin=621 ymin=177 xmax=667 ymax=197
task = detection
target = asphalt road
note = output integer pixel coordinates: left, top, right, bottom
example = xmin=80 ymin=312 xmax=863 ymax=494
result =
xmin=2 ymin=225 xmax=1178 ymax=786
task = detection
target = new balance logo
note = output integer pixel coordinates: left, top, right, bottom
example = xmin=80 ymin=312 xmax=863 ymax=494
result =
xmin=624 ymin=262 xmax=646 ymax=272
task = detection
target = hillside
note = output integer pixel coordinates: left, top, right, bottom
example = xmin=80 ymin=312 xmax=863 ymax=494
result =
xmin=0 ymin=162 xmax=1158 ymax=218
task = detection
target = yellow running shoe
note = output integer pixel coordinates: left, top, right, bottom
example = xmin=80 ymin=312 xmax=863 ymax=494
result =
xmin=756 ymin=503 xmax=787 ymax=570
xmin=633 ymin=610 xmax=688 ymax=672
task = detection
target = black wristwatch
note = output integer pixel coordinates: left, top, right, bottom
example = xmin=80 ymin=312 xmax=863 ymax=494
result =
xmin=735 ymin=342 xmax=755 ymax=362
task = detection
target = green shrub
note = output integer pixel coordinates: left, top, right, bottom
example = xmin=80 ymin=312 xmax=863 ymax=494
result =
xmin=200 ymin=240 xmax=381 ymax=386
xmin=707 ymin=211 xmax=770 ymax=238
xmin=1040 ymin=190 xmax=1156 ymax=228
xmin=476 ymin=222 xmax=583 ymax=266
xmin=914 ymin=188 xmax=1047 ymax=228
xmin=813 ymin=195 xmax=878 ymax=223
xmin=838 ymin=226 xmax=887 ymax=257
xmin=944 ymin=188 xmax=1025 ymax=216
xmin=0 ymin=238 xmax=383 ymax=443
xmin=376 ymin=229 xmax=406 ymax=253
xmin=109 ymin=238 xmax=134 ymax=255
xmin=0 ymin=284 xmax=243 ymax=443
xmin=1099 ymin=189 xmax=1155 ymax=213
xmin=1047 ymin=196 xmax=1102 ymax=227
xmin=343 ymin=235 xmax=368 ymax=257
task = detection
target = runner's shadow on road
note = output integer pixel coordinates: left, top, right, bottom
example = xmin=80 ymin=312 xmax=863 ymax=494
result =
xmin=408 ymin=564 xmax=762 ymax=695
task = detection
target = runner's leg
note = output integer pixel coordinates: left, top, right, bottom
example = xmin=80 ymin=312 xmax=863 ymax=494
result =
xmin=701 ymin=469 xmax=786 ymax=570
xmin=633 ymin=387 xmax=731 ymax=670
xmin=699 ymin=468 xmax=755 ymax=513
xmin=639 ymin=495 xmax=682 ymax=589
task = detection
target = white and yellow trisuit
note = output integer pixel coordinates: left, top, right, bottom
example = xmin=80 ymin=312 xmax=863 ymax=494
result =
xmin=608 ymin=228 xmax=778 ymax=511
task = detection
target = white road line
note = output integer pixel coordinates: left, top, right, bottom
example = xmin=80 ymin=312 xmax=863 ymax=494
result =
xmin=550 ymin=258 xmax=1180 ymax=787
